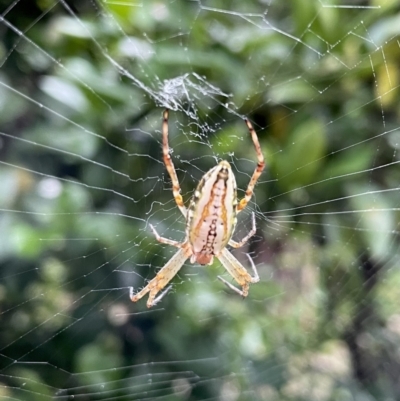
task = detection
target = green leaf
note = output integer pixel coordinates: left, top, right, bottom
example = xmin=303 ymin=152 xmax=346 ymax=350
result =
xmin=323 ymin=145 xmax=374 ymax=180
xmin=348 ymin=184 xmax=394 ymax=260
xmin=273 ymin=119 xmax=326 ymax=191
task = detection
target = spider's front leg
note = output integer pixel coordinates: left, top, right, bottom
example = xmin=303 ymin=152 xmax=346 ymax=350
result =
xmin=130 ymin=245 xmax=191 ymax=308
xmin=217 ymin=248 xmax=259 ymax=297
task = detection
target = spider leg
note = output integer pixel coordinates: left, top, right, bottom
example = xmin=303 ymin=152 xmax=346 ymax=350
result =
xmin=150 ymin=224 xmax=183 ymax=248
xmin=152 ymin=285 xmax=173 ymax=306
xmin=217 ymin=248 xmax=259 ymax=298
xmin=228 ymin=212 xmax=256 ymax=248
xmin=237 ymin=118 xmax=265 ymax=213
xmin=130 ymin=245 xmax=191 ymax=308
xmin=162 ymin=109 xmax=187 ymax=217
xmin=218 ymin=277 xmax=245 ymax=297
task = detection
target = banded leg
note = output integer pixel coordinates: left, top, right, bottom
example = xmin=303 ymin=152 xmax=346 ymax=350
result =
xmin=217 ymin=248 xmax=259 ymax=297
xmin=237 ymin=119 xmax=265 ymax=212
xmin=228 ymin=212 xmax=256 ymax=248
xmin=150 ymin=224 xmax=183 ymax=248
xmin=130 ymin=246 xmax=191 ymax=308
xmin=162 ymin=109 xmax=187 ymax=216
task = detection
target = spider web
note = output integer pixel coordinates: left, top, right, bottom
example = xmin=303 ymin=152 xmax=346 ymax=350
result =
xmin=1 ymin=0 xmax=400 ymax=400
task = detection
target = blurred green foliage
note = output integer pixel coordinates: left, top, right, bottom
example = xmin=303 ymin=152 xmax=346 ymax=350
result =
xmin=1 ymin=0 xmax=400 ymax=400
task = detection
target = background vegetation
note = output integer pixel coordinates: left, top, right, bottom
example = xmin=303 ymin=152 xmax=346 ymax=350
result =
xmin=1 ymin=0 xmax=400 ymax=400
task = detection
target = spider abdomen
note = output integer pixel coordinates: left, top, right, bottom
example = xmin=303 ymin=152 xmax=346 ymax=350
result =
xmin=187 ymin=160 xmax=237 ymax=265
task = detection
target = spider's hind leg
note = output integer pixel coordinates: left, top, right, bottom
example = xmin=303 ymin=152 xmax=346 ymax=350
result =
xmin=237 ymin=118 xmax=265 ymax=213
xmin=162 ymin=109 xmax=187 ymax=217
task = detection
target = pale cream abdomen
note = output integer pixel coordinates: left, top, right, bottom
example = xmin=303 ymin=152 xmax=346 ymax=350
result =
xmin=186 ymin=161 xmax=237 ymax=265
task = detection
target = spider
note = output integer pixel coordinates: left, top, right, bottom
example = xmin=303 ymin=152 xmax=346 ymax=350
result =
xmin=129 ymin=109 xmax=265 ymax=308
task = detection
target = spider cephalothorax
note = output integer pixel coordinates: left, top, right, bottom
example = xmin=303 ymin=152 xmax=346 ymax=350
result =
xmin=130 ymin=109 xmax=265 ymax=308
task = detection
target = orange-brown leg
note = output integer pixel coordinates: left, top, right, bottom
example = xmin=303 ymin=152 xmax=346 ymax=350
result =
xmin=237 ymin=119 xmax=265 ymax=212
xmin=162 ymin=109 xmax=187 ymax=216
